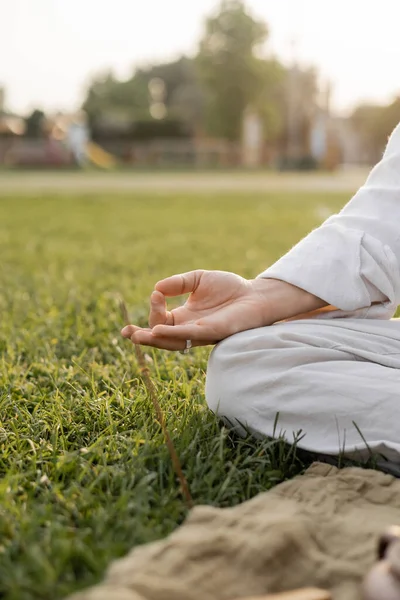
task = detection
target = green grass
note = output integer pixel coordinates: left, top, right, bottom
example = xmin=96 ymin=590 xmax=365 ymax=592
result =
xmin=0 ymin=191 xmax=347 ymax=600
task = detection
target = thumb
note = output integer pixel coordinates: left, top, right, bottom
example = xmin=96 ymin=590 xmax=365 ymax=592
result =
xmin=155 ymin=270 xmax=204 ymax=297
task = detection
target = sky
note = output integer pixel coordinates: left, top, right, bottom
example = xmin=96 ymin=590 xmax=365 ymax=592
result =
xmin=1 ymin=0 xmax=400 ymax=116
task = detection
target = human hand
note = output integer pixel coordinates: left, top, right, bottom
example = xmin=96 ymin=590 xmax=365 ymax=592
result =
xmin=121 ymin=270 xmax=325 ymax=352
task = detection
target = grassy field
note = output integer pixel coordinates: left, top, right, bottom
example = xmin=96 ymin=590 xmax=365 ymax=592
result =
xmin=0 ymin=190 xmax=347 ymax=600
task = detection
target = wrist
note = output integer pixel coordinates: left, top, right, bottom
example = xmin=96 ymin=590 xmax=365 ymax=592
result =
xmin=250 ymin=277 xmax=327 ymax=325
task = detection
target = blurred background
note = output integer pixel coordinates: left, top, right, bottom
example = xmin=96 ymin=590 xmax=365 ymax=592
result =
xmin=1 ymin=0 xmax=399 ymax=172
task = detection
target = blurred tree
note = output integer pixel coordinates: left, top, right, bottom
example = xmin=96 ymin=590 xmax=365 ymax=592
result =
xmin=24 ymin=109 xmax=45 ymax=138
xmin=379 ymin=98 xmax=400 ymax=147
xmin=81 ymin=1 xmax=318 ymax=154
xmin=197 ymin=0 xmax=284 ymax=141
xmin=83 ymin=57 xmax=205 ymax=136
xmin=350 ymin=98 xmax=400 ymax=162
xmin=82 ymin=70 xmax=148 ymax=130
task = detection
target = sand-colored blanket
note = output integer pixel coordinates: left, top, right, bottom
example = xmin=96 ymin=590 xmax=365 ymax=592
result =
xmin=69 ymin=463 xmax=400 ymax=600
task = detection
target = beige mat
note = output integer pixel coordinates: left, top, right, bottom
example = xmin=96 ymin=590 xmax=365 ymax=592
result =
xmin=68 ymin=463 xmax=400 ymax=600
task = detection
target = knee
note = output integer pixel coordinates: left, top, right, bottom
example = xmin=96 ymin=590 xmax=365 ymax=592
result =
xmin=205 ymin=333 xmax=242 ymax=416
xmin=205 ymin=326 xmax=281 ymax=423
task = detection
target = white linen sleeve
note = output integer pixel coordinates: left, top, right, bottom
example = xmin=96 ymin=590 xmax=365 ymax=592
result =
xmin=259 ymin=122 xmax=400 ymax=319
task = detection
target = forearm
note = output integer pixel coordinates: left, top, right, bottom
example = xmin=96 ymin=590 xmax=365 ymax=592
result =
xmin=251 ymin=278 xmax=328 ymax=325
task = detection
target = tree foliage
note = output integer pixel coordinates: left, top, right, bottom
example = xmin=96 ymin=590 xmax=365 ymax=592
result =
xmin=197 ymin=0 xmax=283 ymax=140
xmin=83 ymin=58 xmax=204 ymax=135
xmin=350 ymin=98 xmax=400 ymax=162
xmin=24 ymin=109 xmax=45 ymax=138
xmin=81 ymin=0 xmax=318 ymax=145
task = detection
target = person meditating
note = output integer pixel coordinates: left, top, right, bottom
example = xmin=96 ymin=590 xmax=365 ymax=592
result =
xmin=122 ymin=123 xmax=400 ymax=471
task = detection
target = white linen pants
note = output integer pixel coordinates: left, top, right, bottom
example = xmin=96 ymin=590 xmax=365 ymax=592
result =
xmin=206 ymin=318 xmax=400 ymax=465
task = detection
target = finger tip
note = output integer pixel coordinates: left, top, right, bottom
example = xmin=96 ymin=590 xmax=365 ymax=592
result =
xmin=152 ymin=289 xmax=164 ymax=301
xmin=154 ymin=281 xmax=166 ymax=294
xmin=130 ymin=331 xmax=141 ymax=343
xmin=121 ymin=325 xmax=133 ymax=338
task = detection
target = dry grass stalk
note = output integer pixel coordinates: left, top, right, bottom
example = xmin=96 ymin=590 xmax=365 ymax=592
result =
xmin=119 ymin=298 xmax=194 ymax=509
